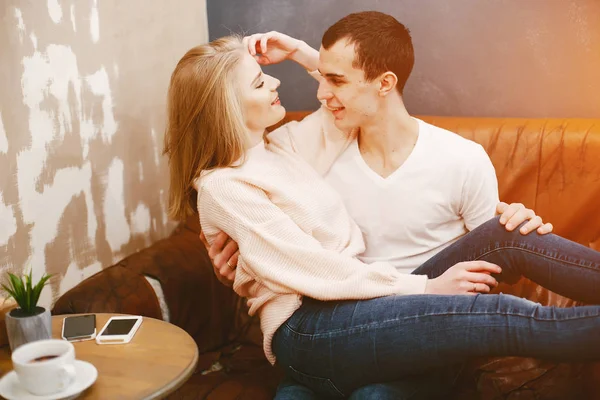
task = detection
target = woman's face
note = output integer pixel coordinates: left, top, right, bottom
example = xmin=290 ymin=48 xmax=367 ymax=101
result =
xmin=235 ymin=51 xmax=285 ymax=142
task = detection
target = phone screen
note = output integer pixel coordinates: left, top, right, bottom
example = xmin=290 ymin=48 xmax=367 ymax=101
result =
xmin=101 ymin=319 xmax=138 ymax=336
xmin=63 ymin=314 xmax=96 ymax=339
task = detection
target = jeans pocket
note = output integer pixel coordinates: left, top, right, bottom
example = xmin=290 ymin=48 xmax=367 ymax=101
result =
xmin=288 ymin=365 xmax=345 ymax=398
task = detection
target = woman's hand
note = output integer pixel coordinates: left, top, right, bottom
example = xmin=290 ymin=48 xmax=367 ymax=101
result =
xmin=245 ymin=31 xmax=302 ymax=65
xmin=244 ymin=31 xmax=319 ymax=71
xmin=424 ymin=261 xmax=502 ymax=295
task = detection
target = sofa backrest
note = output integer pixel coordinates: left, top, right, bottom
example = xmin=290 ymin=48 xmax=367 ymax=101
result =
xmin=276 ymin=112 xmax=600 ymax=250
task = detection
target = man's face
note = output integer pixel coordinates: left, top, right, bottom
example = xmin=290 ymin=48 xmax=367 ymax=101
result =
xmin=317 ymin=39 xmax=380 ymax=131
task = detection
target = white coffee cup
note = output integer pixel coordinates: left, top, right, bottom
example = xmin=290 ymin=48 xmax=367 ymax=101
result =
xmin=11 ymin=339 xmax=77 ymax=395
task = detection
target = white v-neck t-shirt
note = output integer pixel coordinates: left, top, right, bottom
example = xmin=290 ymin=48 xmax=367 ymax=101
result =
xmin=324 ymin=118 xmax=500 ymax=274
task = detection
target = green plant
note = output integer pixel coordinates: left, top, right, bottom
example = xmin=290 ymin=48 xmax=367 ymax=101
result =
xmin=1 ymin=270 xmax=52 ymax=316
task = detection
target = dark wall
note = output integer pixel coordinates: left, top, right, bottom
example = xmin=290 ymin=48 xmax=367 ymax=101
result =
xmin=208 ymin=0 xmax=600 ymax=118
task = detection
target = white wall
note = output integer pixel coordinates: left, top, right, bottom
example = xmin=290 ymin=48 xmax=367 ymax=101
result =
xmin=0 ymin=0 xmax=208 ymax=308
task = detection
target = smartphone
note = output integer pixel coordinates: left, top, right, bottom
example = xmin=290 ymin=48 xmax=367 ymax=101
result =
xmin=95 ymin=315 xmax=143 ymax=345
xmin=61 ymin=314 xmax=97 ymax=342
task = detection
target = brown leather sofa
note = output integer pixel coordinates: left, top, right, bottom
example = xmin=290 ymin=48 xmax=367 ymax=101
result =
xmin=53 ymin=112 xmax=600 ymax=399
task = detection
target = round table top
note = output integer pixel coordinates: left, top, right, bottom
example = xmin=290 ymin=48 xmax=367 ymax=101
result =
xmin=0 ymin=313 xmax=198 ymax=399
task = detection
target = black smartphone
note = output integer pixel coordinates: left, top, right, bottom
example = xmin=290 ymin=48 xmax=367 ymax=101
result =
xmin=61 ymin=314 xmax=97 ymax=342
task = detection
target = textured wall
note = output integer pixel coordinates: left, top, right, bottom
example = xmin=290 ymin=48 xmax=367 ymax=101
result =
xmin=0 ymin=0 xmax=208 ymax=308
xmin=208 ymin=0 xmax=600 ymax=118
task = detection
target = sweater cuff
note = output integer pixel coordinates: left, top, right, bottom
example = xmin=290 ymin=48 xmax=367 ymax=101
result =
xmin=307 ymin=69 xmax=321 ymax=81
xmin=395 ymin=274 xmax=428 ymax=295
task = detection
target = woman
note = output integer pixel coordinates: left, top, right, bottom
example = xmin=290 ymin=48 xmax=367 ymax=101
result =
xmin=163 ymin=36 xmax=600 ymax=398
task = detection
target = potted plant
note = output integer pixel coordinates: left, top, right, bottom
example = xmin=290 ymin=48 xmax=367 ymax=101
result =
xmin=1 ymin=270 xmax=53 ymax=351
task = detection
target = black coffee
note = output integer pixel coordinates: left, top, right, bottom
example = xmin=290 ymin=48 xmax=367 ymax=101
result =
xmin=29 ymin=355 xmax=59 ymax=363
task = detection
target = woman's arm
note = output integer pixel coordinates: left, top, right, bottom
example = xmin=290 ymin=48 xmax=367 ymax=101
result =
xmin=290 ymin=40 xmax=320 ymax=72
xmin=200 ymin=177 xmax=428 ymax=301
xmin=245 ymin=31 xmax=319 ymax=72
xmin=266 ymin=107 xmax=355 ymax=175
xmin=244 ymin=32 xmax=353 ymax=173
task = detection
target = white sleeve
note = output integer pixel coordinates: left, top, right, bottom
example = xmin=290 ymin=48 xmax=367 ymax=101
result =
xmin=200 ymin=178 xmax=428 ymax=300
xmin=307 ymin=69 xmax=323 ymax=83
xmin=266 ymin=107 xmax=355 ymax=175
xmin=459 ymin=145 xmax=500 ymax=231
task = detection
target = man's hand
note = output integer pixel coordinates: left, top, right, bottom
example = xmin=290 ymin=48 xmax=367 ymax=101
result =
xmin=199 ymin=230 xmax=238 ymax=287
xmin=496 ymin=202 xmax=553 ymax=235
xmin=424 ymin=261 xmax=502 ymax=295
xmin=244 ymin=31 xmax=319 ymax=71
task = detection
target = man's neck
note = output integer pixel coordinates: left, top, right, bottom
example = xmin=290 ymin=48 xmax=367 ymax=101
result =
xmin=357 ymin=96 xmax=418 ymax=158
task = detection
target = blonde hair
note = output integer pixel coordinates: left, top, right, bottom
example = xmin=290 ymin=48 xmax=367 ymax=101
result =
xmin=163 ymin=36 xmax=247 ymax=221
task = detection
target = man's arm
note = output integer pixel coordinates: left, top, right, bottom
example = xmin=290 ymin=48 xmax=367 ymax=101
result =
xmin=460 ymin=145 xmax=553 ymax=235
xmin=200 ymin=229 xmax=237 ymax=287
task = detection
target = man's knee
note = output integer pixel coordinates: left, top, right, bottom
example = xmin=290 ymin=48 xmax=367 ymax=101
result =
xmin=478 ymin=215 xmax=526 ymax=239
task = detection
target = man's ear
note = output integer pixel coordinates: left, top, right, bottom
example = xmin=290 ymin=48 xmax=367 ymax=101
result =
xmin=379 ymin=72 xmax=398 ymax=96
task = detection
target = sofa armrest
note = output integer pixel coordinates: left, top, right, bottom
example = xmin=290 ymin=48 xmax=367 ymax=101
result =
xmin=53 ymin=217 xmax=239 ymax=353
xmin=52 ymin=263 xmax=163 ymax=318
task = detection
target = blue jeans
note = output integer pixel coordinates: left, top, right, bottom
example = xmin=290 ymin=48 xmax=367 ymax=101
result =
xmin=275 ymin=364 xmax=461 ymax=399
xmin=272 ymin=216 xmax=600 ymax=398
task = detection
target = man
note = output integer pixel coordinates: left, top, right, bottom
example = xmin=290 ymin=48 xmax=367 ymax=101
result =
xmin=202 ymin=11 xmax=552 ymax=399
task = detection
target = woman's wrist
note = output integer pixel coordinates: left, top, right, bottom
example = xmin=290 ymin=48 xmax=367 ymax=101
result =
xmin=424 ymin=277 xmax=437 ymax=294
xmin=289 ymin=40 xmax=320 ymax=72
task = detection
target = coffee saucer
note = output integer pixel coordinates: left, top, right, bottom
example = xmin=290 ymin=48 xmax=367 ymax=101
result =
xmin=0 ymin=360 xmax=97 ymax=400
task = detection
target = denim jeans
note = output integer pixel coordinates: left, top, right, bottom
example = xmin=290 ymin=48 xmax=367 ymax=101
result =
xmin=274 ymin=364 xmax=461 ymax=400
xmin=271 ymin=216 xmax=600 ymax=398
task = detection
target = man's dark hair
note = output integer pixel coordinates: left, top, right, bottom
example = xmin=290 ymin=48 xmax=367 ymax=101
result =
xmin=322 ymin=11 xmax=414 ymax=94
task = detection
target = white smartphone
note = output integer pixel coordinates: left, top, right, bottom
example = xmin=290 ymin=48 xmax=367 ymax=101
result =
xmin=61 ymin=314 xmax=97 ymax=342
xmin=95 ymin=315 xmax=143 ymax=345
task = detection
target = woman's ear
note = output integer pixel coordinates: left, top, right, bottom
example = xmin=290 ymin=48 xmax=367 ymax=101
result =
xmin=379 ymin=72 xmax=398 ymax=96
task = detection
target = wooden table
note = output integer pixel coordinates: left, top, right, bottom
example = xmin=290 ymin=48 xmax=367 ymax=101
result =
xmin=0 ymin=314 xmax=198 ymax=399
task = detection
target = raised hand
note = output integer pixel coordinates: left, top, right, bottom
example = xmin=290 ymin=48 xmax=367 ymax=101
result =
xmin=244 ymin=31 xmax=303 ymax=66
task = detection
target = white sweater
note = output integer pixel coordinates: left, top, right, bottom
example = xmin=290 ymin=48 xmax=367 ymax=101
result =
xmin=197 ymin=108 xmax=428 ymax=364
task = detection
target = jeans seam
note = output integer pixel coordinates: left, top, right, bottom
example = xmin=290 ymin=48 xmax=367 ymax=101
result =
xmin=287 ymin=365 xmax=345 ymax=397
xmin=474 ymin=244 xmax=599 ymax=271
xmin=284 ymin=309 xmax=600 ymax=339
